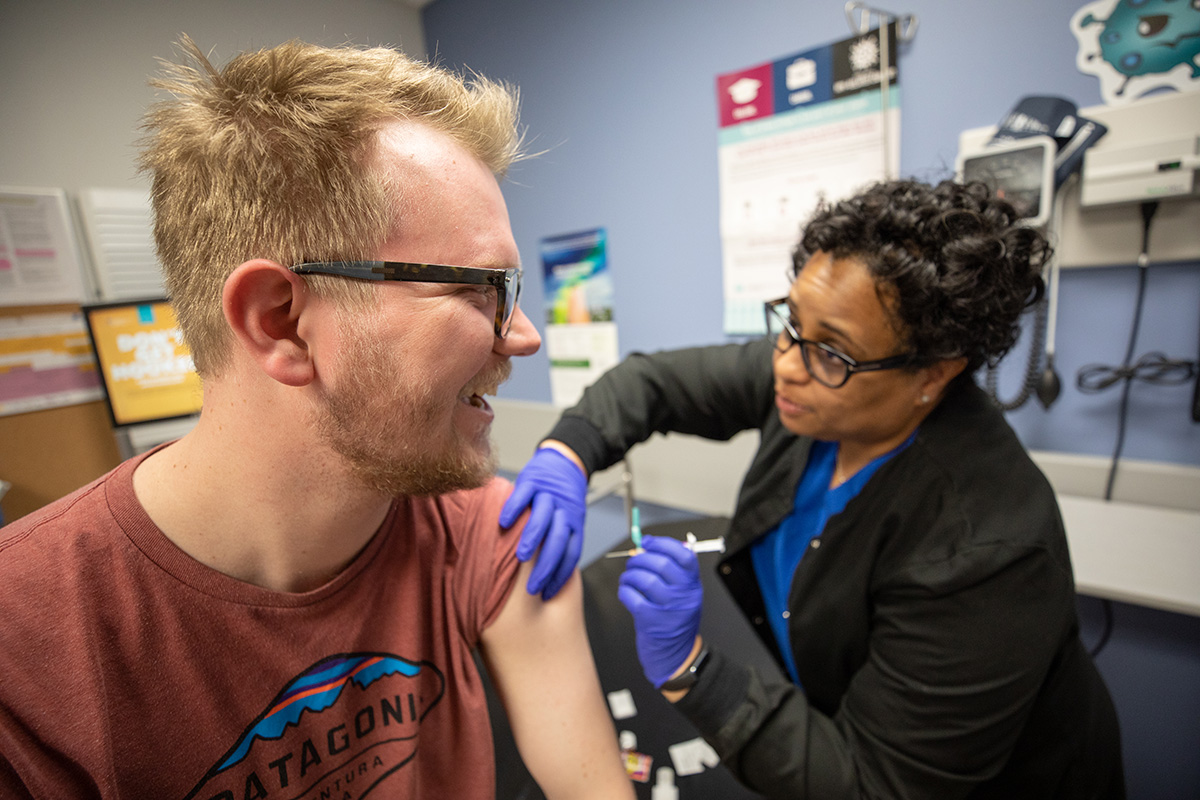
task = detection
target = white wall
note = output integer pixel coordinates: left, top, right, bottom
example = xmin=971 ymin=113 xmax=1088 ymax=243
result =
xmin=0 ymin=0 xmax=426 ymax=194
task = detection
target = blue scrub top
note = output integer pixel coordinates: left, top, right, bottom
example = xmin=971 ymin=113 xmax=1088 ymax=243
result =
xmin=751 ymin=431 xmax=916 ymax=684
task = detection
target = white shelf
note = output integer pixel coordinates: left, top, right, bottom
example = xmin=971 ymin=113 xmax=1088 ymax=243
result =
xmin=1060 ymin=495 xmax=1200 ymax=617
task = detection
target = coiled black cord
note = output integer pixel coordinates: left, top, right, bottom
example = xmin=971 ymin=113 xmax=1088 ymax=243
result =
xmin=1077 ymin=352 xmax=1195 ymax=393
xmin=985 ymin=292 xmax=1049 ymax=410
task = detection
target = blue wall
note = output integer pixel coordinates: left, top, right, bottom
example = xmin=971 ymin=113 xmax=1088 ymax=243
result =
xmin=423 ymin=0 xmax=1199 ymax=468
xmin=423 ymin=2 xmax=1200 ymax=797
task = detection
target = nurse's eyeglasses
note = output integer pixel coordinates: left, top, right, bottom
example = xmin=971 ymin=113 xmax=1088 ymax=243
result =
xmin=291 ymin=260 xmax=522 ymax=339
xmin=764 ymin=297 xmax=916 ymax=389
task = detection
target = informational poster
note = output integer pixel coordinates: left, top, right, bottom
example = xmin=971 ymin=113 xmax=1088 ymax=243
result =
xmin=0 ymin=187 xmax=89 ymax=306
xmin=82 ymin=300 xmax=202 ymax=427
xmin=0 ymin=311 xmax=104 ymax=417
xmin=540 ymin=228 xmax=620 ymax=408
xmin=716 ymin=25 xmax=900 ymax=334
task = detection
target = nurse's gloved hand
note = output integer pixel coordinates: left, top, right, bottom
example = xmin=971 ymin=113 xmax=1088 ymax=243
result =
xmin=618 ymin=535 xmax=703 ymax=688
xmin=500 ymin=445 xmax=588 ymax=600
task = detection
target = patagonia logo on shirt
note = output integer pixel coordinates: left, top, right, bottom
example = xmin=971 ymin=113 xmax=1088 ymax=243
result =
xmin=184 ymin=652 xmax=445 ymax=800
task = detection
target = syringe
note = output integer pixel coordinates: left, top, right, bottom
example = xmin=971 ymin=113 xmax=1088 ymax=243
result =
xmin=604 ymin=531 xmax=726 ymax=558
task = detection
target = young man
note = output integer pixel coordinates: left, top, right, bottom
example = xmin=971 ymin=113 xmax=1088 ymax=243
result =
xmin=0 ymin=38 xmax=632 ymax=799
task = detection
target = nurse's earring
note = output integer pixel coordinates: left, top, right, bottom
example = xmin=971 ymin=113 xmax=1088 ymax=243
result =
xmin=920 ymin=394 xmax=930 ymax=404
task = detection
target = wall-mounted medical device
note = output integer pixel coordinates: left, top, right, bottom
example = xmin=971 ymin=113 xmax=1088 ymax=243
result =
xmin=959 ymin=98 xmax=1106 ymax=411
xmin=957 ymin=135 xmax=1056 ymax=227
xmin=1081 ymin=134 xmax=1200 ymax=207
xmin=958 ymin=91 xmax=1200 ymax=269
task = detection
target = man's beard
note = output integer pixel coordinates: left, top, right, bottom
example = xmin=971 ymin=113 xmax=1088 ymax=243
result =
xmin=314 ymin=323 xmax=508 ymax=497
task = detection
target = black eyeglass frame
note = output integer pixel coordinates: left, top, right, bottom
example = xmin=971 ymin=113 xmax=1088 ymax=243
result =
xmin=291 ymin=260 xmax=521 ymax=338
xmin=764 ymin=297 xmax=917 ymax=389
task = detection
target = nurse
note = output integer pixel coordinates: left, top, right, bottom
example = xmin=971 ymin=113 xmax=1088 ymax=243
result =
xmin=502 ymin=179 xmax=1125 ymax=798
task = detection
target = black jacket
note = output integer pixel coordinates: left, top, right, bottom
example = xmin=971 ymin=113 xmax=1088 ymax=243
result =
xmin=548 ymin=337 xmax=1124 ymax=800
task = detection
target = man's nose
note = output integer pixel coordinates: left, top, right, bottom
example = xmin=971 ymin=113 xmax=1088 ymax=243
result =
xmin=495 ymin=305 xmax=541 ymax=357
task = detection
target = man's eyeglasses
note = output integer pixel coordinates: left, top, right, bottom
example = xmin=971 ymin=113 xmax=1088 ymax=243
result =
xmin=291 ymin=260 xmax=522 ymax=339
xmin=764 ymin=297 xmax=916 ymax=389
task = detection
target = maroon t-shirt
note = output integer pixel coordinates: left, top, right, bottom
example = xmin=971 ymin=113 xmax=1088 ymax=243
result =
xmin=0 ymin=447 xmax=522 ymax=799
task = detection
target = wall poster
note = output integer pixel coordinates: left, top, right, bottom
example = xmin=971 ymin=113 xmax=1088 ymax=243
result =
xmin=540 ymin=228 xmax=619 ymax=408
xmin=716 ymin=24 xmax=900 ymax=334
xmin=0 ymin=187 xmax=89 ymax=307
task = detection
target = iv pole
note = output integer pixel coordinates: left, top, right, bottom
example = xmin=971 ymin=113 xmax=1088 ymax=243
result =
xmin=844 ymin=2 xmax=917 ymax=180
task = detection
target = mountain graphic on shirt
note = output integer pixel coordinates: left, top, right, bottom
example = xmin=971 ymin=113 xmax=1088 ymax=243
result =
xmin=184 ymin=651 xmax=445 ymax=800
xmin=218 ymin=654 xmax=423 ymax=770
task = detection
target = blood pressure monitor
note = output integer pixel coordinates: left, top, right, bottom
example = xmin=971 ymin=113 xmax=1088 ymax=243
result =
xmin=956 ymin=134 xmax=1056 ymax=228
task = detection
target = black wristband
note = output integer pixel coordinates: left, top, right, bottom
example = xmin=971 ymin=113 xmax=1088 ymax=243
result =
xmin=660 ymin=645 xmax=710 ymax=692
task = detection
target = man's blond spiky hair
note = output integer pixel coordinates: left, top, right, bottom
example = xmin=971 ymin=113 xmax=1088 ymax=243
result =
xmin=138 ymin=35 xmax=523 ymax=377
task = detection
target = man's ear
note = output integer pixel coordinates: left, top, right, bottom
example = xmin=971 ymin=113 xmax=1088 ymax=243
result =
xmin=222 ymin=260 xmax=316 ymax=387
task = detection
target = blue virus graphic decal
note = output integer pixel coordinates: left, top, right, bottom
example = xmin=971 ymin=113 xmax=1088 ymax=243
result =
xmin=1072 ymin=0 xmax=1200 ymax=103
xmin=184 ymin=653 xmax=445 ymax=800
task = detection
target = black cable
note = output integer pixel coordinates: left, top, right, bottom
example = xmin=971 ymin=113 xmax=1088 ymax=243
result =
xmin=1193 ymin=294 xmax=1200 ymax=422
xmin=1106 ymin=263 xmax=1145 ymax=501
xmin=1074 ymin=201 xmax=1159 ymax=501
xmin=1073 ymin=201 xmax=1158 ymax=660
xmin=1088 ymin=598 xmax=1115 ymax=659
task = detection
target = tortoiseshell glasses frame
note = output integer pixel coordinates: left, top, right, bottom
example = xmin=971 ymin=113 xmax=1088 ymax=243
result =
xmin=291 ymin=260 xmax=521 ymax=338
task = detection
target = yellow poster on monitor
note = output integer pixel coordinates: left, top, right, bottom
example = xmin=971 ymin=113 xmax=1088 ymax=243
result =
xmin=84 ymin=300 xmax=202 ymax=426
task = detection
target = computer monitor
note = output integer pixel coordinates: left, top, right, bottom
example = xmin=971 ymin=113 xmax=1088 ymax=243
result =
xmin=82 ymin=298 xmax=202 ymax=428
xmin=956 ymin=134 xmax=1056 ymax=228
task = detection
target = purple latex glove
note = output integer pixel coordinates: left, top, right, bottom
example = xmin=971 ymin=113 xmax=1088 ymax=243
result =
xmin=618 ymin=535 xmax=703 ymax=688
xmin=499 ymin=446 xmax=588 ymax=600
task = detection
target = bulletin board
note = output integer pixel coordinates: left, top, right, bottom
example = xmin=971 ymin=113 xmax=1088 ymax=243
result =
xmin=0 ymin=308 xmax=104 ymax=417
xmin=0 ymin=305 xmax=122 ymax=525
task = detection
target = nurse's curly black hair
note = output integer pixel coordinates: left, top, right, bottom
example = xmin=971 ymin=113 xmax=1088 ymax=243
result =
xmin=793 ymin=179 xmax=1049 ymax=374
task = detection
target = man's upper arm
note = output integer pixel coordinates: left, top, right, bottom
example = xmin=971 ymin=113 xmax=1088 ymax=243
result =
xmin=479 ymin=560 xmax=633 ymax=799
